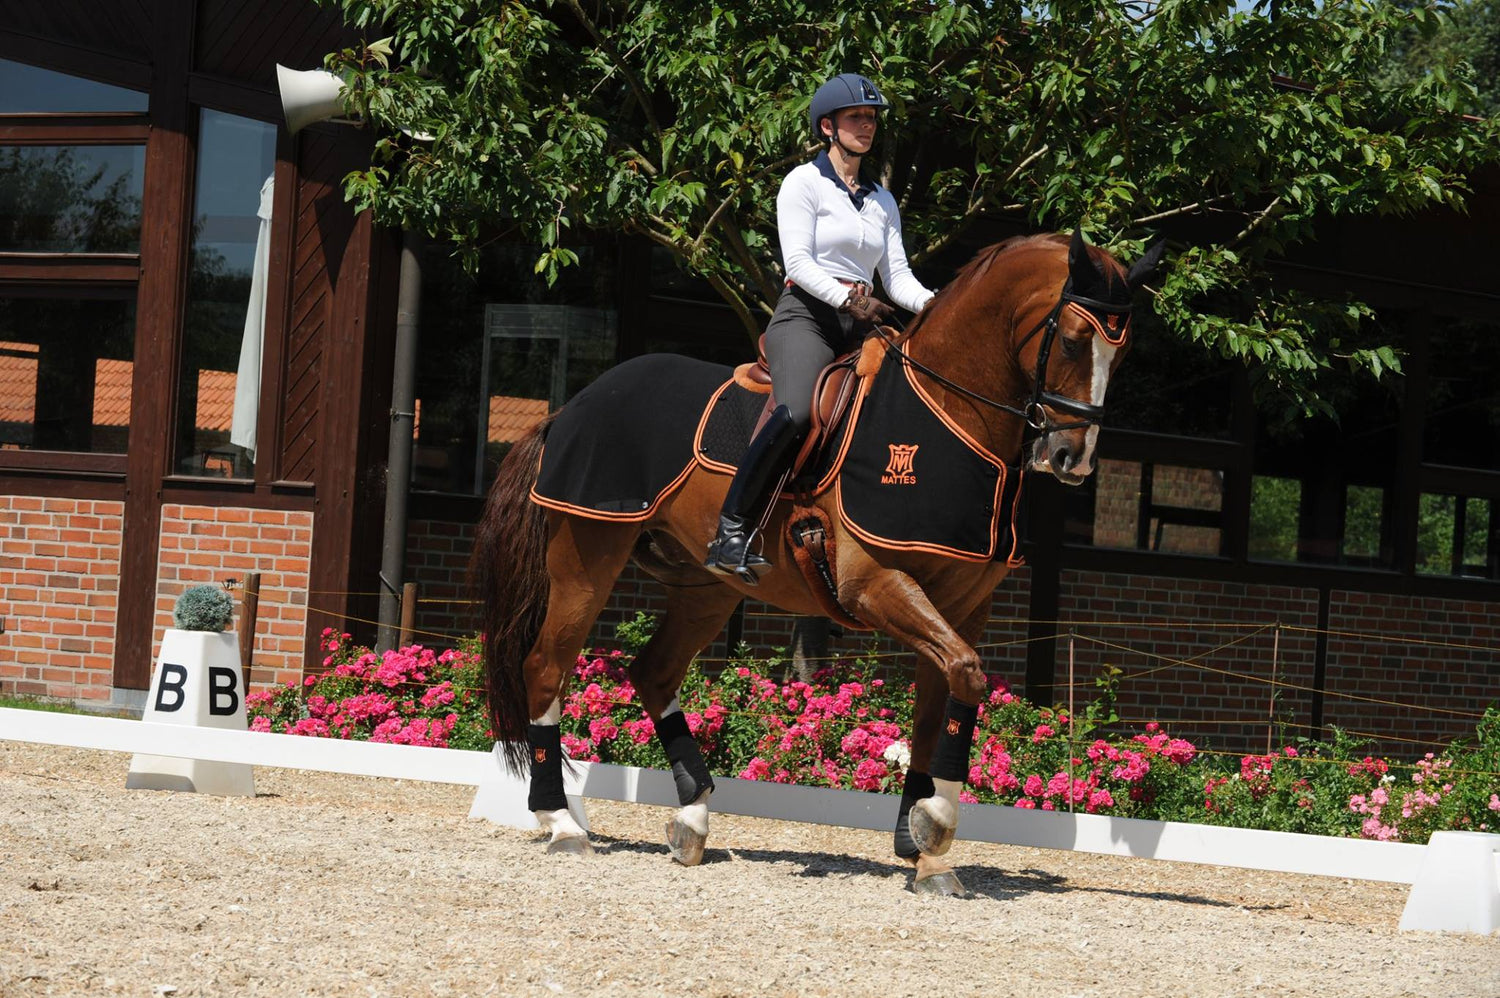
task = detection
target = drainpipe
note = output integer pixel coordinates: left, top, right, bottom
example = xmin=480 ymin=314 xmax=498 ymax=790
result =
xmin=377 ymin=230 xmax=422 ymax=651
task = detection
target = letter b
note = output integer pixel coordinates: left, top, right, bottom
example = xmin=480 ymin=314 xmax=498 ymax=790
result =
xmin=208 ymin=667 xmax=240 ymax=717
xmin=154 ymin=663 xmax=188 ymax=712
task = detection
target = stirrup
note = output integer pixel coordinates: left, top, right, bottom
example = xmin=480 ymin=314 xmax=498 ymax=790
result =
xmin=705 ymin=529 xmax=771 ymax=586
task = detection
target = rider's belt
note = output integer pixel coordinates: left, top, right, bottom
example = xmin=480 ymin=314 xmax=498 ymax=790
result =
xmin=785 ymin=277 xmax=864 ymax=289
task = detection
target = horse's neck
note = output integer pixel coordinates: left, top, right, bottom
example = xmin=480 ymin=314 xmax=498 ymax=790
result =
xmin=904 ymin=299 xmax=1030 ymax=465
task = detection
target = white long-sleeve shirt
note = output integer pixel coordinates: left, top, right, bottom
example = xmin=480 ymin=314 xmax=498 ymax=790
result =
xmin=777 ymin=151 xmax=935 ymax=315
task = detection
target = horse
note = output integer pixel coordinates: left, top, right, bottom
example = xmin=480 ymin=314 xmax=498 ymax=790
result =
xmin=471 ymin=229 xmax=1163 ymax=895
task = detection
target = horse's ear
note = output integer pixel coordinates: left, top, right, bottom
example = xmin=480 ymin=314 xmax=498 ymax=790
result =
xmin=1126 ymin=240 xmax=1166 ymax=293
xmin=1068 ymin=226 xmax=1107 ymax=292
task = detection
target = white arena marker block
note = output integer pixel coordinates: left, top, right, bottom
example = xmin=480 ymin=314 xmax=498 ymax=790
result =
xmin=468 ymin=743 xmax=589 ymax=832
xmin=126 ymin=630 xmax=254 ymax=797
xmin=1399 ymin=831 xmax=1500 ymax=934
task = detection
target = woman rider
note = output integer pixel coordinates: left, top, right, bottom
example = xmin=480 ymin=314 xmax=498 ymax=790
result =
xmin=705 ymin=72 xmax=936 ymax=583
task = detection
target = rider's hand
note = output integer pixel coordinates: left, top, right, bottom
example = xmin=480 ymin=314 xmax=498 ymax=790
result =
xmin=841 ymin=293 xmax=895 ymax=327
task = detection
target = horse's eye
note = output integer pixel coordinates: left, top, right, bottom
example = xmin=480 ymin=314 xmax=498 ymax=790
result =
xmin=1061 ymin=335 xmax=1086 ymax=359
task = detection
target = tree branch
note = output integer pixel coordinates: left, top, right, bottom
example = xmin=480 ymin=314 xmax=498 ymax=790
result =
xmin=561 ymin=0 xmax=662 ymax=140
xmin=1232 ymin=195 xmax=1284 ymax=246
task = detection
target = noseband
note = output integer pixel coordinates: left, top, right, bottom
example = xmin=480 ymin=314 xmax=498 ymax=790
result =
xmin=877 ymin=280 xmax=1132 ymax=436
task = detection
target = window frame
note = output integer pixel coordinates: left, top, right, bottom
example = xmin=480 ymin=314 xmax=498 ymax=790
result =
xmin=0 ymin=81 xmax=149 ymax=473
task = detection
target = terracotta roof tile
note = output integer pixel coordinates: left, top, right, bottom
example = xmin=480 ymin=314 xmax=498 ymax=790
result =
xmin=0 ymin=341 xmax=37 ymax=425
xmin=92 ymin=358 xmax=133 ymax=427
xmin=195 ymin=369 xmax=237 ymax=433
xmin=488 ymin=395 xmax=548 ymax=443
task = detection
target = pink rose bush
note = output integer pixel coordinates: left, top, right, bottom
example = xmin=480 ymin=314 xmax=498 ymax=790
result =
xmin=245 ymin=629 xmax=490 ymax=750
xmin=245 ymin=620 xmax=1500 ymax=842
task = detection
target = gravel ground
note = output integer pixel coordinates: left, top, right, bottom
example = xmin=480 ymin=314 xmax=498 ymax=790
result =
xmin=1 ymin=740 xmax=1496 ymax=998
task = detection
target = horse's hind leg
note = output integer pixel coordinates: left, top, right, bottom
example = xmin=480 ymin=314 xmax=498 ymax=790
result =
xmin=526 ymin=514 xmax=637 ymax=855
xmin=627 ymin=582 xmax=745 ymax=867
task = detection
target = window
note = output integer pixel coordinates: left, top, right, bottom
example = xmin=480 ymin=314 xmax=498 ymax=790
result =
xmin=411 ymin=240 xmax=621 ymax=495
xmin=0 ymin=145 xmax=145 ymax=253
xmin=0 ymin=58 xmax=148 ymax=113
xmin=1417 ymin=494 xmax=1496 ymax=579
xmin=1249 ymin=475 xmax=1300 ymax=562
xmin=173 ymin=109 xmax=276 ymax=479
xmin=0 ymin=59 xmax=148 ymax=464
xmin=1341 ymin=484 xmax=1387 ymax=566
xmin=0 ymin=295 xmax=135 ymax=453
xmin=1065 ymin=459 xmax=1223 ymax=555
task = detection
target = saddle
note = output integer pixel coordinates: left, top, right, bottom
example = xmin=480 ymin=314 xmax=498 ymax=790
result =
xmin=725 ymin=328 xmax=902 ymax=631
xmin=732 ymin=330 xmax=893 ymax=483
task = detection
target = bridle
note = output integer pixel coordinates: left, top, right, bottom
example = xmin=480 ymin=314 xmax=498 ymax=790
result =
xmin=876 ymin=280 xmax=1132 ymax=435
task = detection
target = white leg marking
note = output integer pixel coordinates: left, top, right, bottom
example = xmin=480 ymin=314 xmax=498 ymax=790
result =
xmin=536 ymin=807 xmax=588 ymax=844
xmin=678 ymin=789 xmax=712 ymax=836
xmin=929 ymin=777 xmax=961 ymax=827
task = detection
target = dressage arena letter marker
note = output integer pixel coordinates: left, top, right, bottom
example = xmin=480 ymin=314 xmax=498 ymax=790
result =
xmin=154 ymin=663 xmax=188 ymax=712
xmin=126 ymin=629 xmax=255 ymax=797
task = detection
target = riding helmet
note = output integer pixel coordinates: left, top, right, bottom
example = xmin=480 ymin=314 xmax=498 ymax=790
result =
xmin=809 ymin=73 xmax=889 ymax=140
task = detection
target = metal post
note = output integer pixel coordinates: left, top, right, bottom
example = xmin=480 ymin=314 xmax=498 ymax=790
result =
xmin=238 ymin=572 xmax=261 ymax=692
xmin=378 ymin=230 xmax=423 ymax=651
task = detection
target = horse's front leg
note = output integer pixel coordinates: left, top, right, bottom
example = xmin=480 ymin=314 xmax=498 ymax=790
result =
xmin=849 ymin=573 xmax=989 ymax=884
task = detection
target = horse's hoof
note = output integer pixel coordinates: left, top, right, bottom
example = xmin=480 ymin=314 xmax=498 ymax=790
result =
xmin=908 ymin=798 xmax=956 ymax=857
xmin=912 ymin=868 xmax=969 ymax=898
xmin=545 ymin=835 xmax=593 ymax=856
xmin=666 ymin=817 xmax=708 ymax=866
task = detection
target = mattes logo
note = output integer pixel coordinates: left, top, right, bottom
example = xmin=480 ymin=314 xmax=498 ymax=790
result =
xmin=882 ymin=444 xmax=918 ymax=485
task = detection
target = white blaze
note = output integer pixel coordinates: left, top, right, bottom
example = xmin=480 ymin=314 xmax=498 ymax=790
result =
xmin=1074 ymin=334 xmax=1118 ymax=477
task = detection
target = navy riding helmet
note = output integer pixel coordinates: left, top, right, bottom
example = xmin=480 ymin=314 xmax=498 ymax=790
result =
xmin=808 ymin=73 xmax=889 ymax=141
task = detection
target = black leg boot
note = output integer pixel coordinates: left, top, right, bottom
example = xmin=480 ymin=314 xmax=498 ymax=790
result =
xmin=704 ymin=404 xmax=804 ymax=585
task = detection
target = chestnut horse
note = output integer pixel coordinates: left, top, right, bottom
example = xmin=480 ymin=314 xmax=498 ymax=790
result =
xmin=472 ymin=230 xmax=1162 ymax=895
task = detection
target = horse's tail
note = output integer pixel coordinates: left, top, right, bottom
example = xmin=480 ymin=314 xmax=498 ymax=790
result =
xmin=469 ymin=413 xmax=556 ymax=774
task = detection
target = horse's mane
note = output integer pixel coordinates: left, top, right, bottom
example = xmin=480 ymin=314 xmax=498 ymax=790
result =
xmin=902 ymin=232 xmax=1128 ymax=339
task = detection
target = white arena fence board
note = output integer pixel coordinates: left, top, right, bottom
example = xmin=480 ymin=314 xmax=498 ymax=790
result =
xmin=0 ymin=707 xmax=1426 ymax=885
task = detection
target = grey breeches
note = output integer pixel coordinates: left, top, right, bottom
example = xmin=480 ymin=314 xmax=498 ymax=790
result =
xmin=763 ymin=285 xmax=858 ymax=429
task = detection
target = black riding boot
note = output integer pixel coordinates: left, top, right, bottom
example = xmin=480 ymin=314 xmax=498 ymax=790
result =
xmin=704 ymin=405 xmax=803 ymax=585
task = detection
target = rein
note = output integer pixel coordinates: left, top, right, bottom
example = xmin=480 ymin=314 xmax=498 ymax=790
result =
xmin=876 ymin=283 xmax=1131 ymax=435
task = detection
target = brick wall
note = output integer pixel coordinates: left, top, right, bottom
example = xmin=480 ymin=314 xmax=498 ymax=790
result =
xmin=405 ymin=517 xmax=481 ymax=645
xmin=0 ymin=496 xmax=123 ymax=702
xmin=1056 ymin=572 xmax=1321 ymax=755
xmin=1325 ymin=591 xmax=1500 ymax=753
xmin=155 ymin=505 xmax=314 ymax=690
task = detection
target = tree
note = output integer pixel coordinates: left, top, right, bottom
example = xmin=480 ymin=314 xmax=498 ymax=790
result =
xmin=1376 ymin=0 xmax=1500 ymax=115
xmin=323 ymin=0 xmax=1500 ymax=414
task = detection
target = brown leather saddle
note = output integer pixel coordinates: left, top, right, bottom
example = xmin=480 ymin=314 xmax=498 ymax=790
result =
xmin=733 ymin=331 xmax=891 ymax=483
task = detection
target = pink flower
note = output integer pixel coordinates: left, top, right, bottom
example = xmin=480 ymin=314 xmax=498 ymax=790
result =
xmin=1032 ymin=723 xmax=1055 ymax=744
xmin=1024 ymin=774 xmax=1045 ymax=797
xmin=740 ymin=757 xmax=770 ymax=781
xmin=958 ymin=790 xmax=978 ymax=804
xmin=1014 ymin=798 xmax=1036 ymax=809
xmin=1488 ymin=794 xmax=1500 ymax=813
xmin=588 ymin=717 xmax=619 ymax=744
xmin=851 ymin=758 xmax=887 ymax=791
xmin=249 ymin=716 xmax=271 ymax=733
xmin=1164 ymin=739 xmax=1196 ymax=765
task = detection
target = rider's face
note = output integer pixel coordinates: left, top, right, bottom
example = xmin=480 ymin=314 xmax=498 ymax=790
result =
xmin=824 ymin=106 xmax=878 ymax=152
